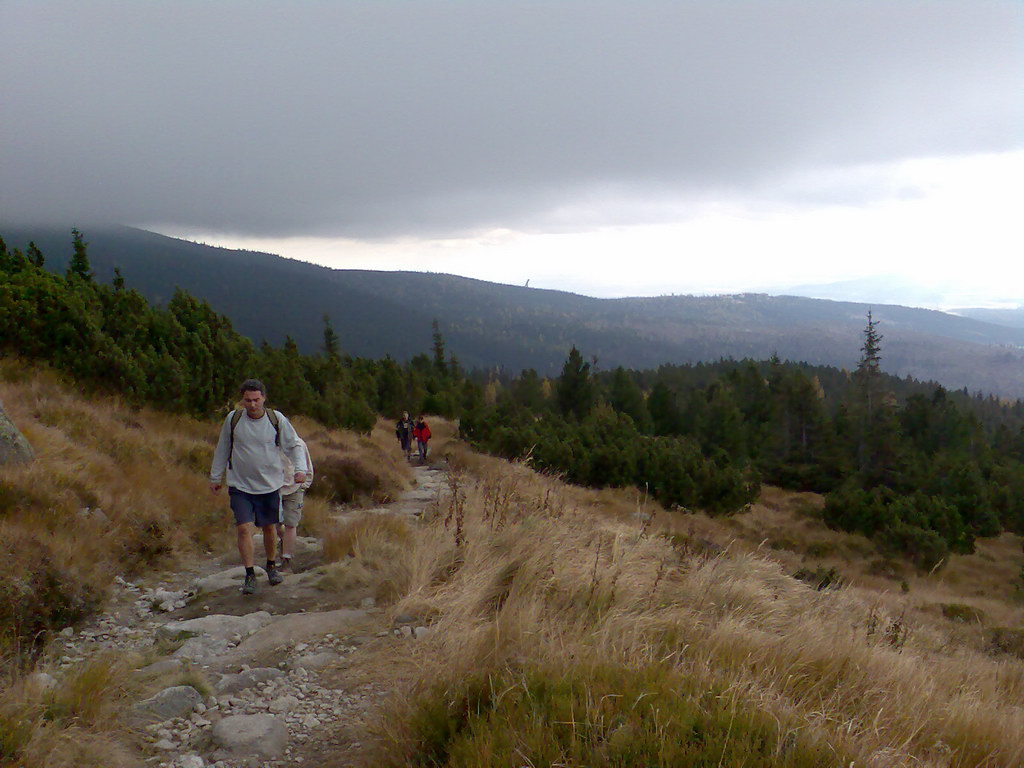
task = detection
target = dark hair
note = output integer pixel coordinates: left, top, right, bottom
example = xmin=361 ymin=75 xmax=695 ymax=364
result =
xmin=239 ymin=378 xmax=266 ymax=396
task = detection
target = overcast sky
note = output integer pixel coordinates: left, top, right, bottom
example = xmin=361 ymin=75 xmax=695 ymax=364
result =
xmin=2 ymin=1 xmax=1022 ymax=304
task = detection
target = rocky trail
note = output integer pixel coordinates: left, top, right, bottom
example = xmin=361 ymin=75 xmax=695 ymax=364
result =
xmin=48 ymin=463 xmax=448 ymax=768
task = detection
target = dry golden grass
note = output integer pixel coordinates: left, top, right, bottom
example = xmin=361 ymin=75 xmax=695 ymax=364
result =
xmin=0 ymin=652 xmax=141 ymax=768
xmin=359 ymin=452 xmax=1024 ymax=767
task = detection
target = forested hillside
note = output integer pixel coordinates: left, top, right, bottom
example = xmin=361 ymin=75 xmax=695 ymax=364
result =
xmin=5 ymin=231 xmax=1024 ymax=577
xmin=4 ymin=224 xmax=1024 ymax=397
xmin=462 ymin=328 xmax=1024 ymax=570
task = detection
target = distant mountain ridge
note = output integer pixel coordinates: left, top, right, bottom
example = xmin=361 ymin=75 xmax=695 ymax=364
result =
xmin=951 ymin=306 xmax=1024 ymax=330
xmin=3 ymin=224 xmax=1024 ymax=398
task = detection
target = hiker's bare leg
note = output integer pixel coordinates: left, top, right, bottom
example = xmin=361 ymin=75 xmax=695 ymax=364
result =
xmin=236 ymin=522 xmax=255 ymax=567
xmin=262 ymin=524 xmax=278 ymax=562
xmin=283 ymin=524 xmax=297 ymax=558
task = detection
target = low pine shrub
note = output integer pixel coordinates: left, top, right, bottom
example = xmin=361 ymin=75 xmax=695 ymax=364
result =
xmin=940 ymin=603 xmax=985 ymax=624
xmin=309 ymin=455 xmax=382 ymax=504
xmin=988 ymin=627 xmax=1024 ymax=660
xmin=793 ymin=566 xmax=843 ymax=591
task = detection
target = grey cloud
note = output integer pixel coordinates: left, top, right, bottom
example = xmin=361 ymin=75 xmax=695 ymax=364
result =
xmin=1 ymin=1 xmax=1021 ymax=237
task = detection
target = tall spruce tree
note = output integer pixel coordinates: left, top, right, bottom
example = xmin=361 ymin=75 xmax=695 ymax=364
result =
xmin=431 ymin=319 xmax=447 ymax=377
xmin=67 ymin=228 xmax=93 ymax=282
xmin=26 ymin=241 xmax=45 ymax=268
xmin=322 ymin=313 xmax=341 ymax=362
xmin=608 ymin=366 xmax=651 ymax=432
xmin=856 ymin=310 xmax=883 ymax=419
xmin=556 ymin=346 xmax=594 ymax=420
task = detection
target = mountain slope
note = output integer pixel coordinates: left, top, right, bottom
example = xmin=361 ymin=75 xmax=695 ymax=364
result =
xmin=3 ymin=224 xmax=1024 ymax=397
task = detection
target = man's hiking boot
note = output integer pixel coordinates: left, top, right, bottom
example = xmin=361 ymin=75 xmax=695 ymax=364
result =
xmin=267 ymin=564 xmax=283 ymax=586
xmin=278 ymin=557 xmax=293 ymax=574
xmin=241 ymin=571 xmax=257 ymax=595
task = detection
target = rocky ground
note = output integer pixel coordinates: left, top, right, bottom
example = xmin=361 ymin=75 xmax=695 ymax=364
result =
xmin=50 ymin=463 xmax=448 ymax=768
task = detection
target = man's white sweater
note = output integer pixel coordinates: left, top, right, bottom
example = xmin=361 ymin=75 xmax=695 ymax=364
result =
xmin=209 ymin=409 xmax=305 ymax=495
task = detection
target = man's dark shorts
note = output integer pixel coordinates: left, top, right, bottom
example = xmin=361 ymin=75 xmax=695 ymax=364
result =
xmin=229 ymin=487 xmax=281 ymax=528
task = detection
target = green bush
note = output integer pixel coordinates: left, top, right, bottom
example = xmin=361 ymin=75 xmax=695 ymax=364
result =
xmin=388 ymin=661 xmax=852 ymax=767
xmin=940 ymin=603 xmax=985 ymax=624
xmin=309 ymin=455 xmax=381 ymax=504
xmin=876 ymin=522 xmax=949 ymax=571
xmin=988 ymin=627 xmax=1024 ymax=659
xmin=793 ymin=566 xmax=843 ymax=590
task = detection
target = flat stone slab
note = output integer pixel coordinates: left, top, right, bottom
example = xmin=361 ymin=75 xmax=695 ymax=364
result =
xmin=211 ymin=713 xmax=287 ymax=759
xmin=215 ymin=666 xmax=286 ymax=695
xmin=158 ymin=611 xmax=276 ymax=663
xmin=211 ymin=608 xmax=367 ymax=671
xmin=132 ymin=685 xmax=203 ymax=723
xmin=290 ymin=651 xmax=340 ymax=670
xmin=158 ymin=611 xmax=274 ymax=642
xmin=136 ymin=659 xmax=186 ymax=677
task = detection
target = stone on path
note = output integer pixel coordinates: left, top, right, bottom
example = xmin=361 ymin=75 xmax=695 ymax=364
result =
xmin=211 ymin=714 xmax=288 ymax=759
xmin=215 ymin=667 xmax=285 ymax=695
xmin=0 ymin=399 xmax=33 ymax=466
xmin=136 ymin=658 xmax=185 ymax=676
xmin=268 ymin=694 xmax=300 ymax=713
xmin=157 ymin=611 xmax=275 ymax=663
xmin=131 ymin=685 xmax=203 ymax=723
xmin=290 ymin=651 xmax=340 ymax=670
xmin=212 ymin=608 xmax=366 ymax=672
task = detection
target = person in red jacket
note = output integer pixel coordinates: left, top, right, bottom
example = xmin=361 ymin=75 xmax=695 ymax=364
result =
xmin=413 ymin=414 xmax=431 ymax=463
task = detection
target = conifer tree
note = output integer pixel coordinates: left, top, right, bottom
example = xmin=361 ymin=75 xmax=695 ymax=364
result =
xmin=648 ymin=381 xmax=683 ymax=435
xmin=0 ymin=236 xmax=15 ymax=272
xmin=67 ymin=228 xmax=93 ymax=281
xmin=556 ymin=346 xmax=594 ymax=420
xmin=322 ymin=313 xmax=341 ymax=362
xmin=512 ymin=368 xmax=547 ymax=411
xmin=431 ymin=319 xmax=447 ymax=377
xmin=609 ymin=366 xmax=651 ymax=432
xmin=26 ymin=241 xmax=45 ymax=268
xmin=856 ymin=310 xmax=883 ymax=419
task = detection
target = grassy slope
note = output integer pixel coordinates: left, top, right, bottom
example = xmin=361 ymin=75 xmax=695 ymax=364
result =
xmin=0 ymin=358 xmax=412 ymax=766
xmin=2 ymin=359 xmax=1023 ymax=766
xmin=344 ymin=449 xmax=1024 ymax=767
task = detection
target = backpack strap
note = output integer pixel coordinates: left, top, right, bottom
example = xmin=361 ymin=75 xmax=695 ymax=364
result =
xmin=228 ymin=408 xmax=280 ymax=469
xmin=228 ymin=409 xmax=244 ymax=469
xmin=266 ymin=408 xmax=281 ymax=446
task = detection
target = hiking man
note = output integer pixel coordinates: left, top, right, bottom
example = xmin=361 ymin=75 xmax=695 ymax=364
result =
xmin=395 ymin=411 xmax=414 ymax=460
xmin=413 ymin=414 xmax=431 ymax=463
xmin=276 ymin=435 xmax=313 ymax=572
xmin=209 ymin=379 xmax=307 ymax=594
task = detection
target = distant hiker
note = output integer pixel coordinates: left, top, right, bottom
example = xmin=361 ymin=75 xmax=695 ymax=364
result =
xmin=209 ymin=379 xmax=306 ymax=595
xmin=413 ymin=414 xmax=431 ymax=463
xmin=276 ymin=436 xmax=313 ymax=572
xmin=395 ymin=411 xmax=414 ymax=460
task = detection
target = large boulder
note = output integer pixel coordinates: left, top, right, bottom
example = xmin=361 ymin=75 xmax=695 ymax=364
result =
xmin=210 ymin=714 xmax=287 ymax=759
xmin=0 ymin=399 xmax=34 ymax=466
